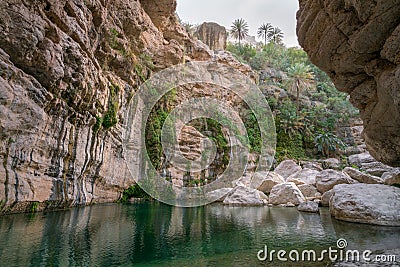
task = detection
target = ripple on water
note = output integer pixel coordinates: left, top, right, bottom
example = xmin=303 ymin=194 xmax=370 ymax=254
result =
xmin=0 ymin=203 xmax=399 ymax=267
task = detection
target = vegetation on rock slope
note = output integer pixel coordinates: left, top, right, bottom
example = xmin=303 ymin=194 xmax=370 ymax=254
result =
xmin=227 ymin=41 xmax=359 ymax=162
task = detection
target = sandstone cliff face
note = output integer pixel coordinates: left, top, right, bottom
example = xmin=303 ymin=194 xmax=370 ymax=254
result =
xmin=195 ymin=22 xmax=227 ymax=51
xmin=297 ymin=0 xmax=400 ymax=166
xmin=0 ymin=0 xmax=214 ymax=213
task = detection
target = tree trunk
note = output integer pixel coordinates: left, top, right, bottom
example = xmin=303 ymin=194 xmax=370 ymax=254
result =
xmin=296 ymin=80 xmax=300 ymax=116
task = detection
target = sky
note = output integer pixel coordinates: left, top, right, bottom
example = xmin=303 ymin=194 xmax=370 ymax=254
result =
xmin=176 ymin=0 xmax=300 ymax=47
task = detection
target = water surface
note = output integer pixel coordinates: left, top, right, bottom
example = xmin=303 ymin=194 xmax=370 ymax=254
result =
xmin=0 ymin=202 xmax=399 ymax=266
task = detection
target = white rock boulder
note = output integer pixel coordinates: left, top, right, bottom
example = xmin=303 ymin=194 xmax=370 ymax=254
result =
xmin=298 ymin=201 xmax=319 ymax=213
xmin=274 ymin=160 xmax=302 ymax=180
xmin=287 ymin=168 xmax=319 ymax=185
xmin=315 ymin=169 xmax=355 ymax=194
xmin=223 ymin=186 xmax=268 ymax=206
xmin=330 ymin=184 xmax=400 ymax=226
xmin=343 ymin=167 xmax=383 ymax=184
xmin=322 ymin=158 xmax=341 ymax=170
xmin=301 ymin=161 xmax=323 ymax=171
xmin=249 ymin=171 xmax=285 ymax=194
xmin=381 ymin=170 xmax=400 ymax=186
xmin=321 ymin=189 xmax=334 ymax=207
xmin=298 ymin=184 xmax=319 ymax=198
xmin=348 ymin=152 xmax=376 ymax=167
xmin=206 ymin=188 xmax=233 ymax=202
xmin=269 ymin=182 xmax=306 ymax=206
xmin=361 ymin=162 xmax=396 ymax=177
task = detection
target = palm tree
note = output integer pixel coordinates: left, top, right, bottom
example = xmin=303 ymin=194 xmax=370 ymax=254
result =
xmin=257 ymin=23 xmax=273 ymax=45
xmin=268 ymin=27 xmax=284 ymax=44
xmin=287 ymin=63 xmax=314 ymax=115
xmin=230 ymin=18 xmax=249 ymax=45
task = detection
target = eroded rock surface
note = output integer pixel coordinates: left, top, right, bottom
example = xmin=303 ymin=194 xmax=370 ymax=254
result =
xmin=274 ymin=160 xmax=302 ymax=180
xmin=315 ymin=169 xmax=355 ymax=193
xmin=223 ymin=185 xmax=268 ymax=206
xmin=297 ymin=0 xmax=400 ymax=166
xmin=249 ymin=171 xmax=285 ymax=194
xmin=195 ymin=22 xmax=227 ymax=51
xmin=343 ymin=167 xmax=383 ymax=184
xmin=298 ymin=201 xmax=319 ymax=213
xmin=269 ymin=182 xmax=306 ymax=206
xmin=0 ymin=0 xmax=252 ymax=213
xmin=287 ymin=168 xmax=319 ymax=186
xmin=330 ymin=184 xmax=400 ymax=226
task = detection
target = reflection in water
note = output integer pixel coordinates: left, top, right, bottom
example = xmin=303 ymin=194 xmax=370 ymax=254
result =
xmin=0 ymin=203 xmax=399 ymax=266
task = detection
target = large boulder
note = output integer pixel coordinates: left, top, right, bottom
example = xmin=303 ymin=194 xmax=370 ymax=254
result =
xmin=381 ymin=170 xmax=400 ymax=186
xmin=249 ymin=171 xmax=285 ymax=194
xmin=195 ymin=22 xmax=227 ymax=51
xmin=298 ymin=184 xmax=319 ymax=199
xmin=360 ymin=162 xmax=396 ymax=177
xmin=206 ymin=188 xmax=233 ymax=203
xmin=223 ymin=186 xmax=268 ymax=206
xmin=269 ymin=182 xmax=306 ymax=206
xmin=348 ymin=153 xmax=376 ymax=168
xmin=274 ymin=160 xmax=302 ymax=180
xmin=301 ymin=161 xmax=323 ymax=171
xmin=321 ymin=189 xmax=334 ymax=207
xmin=315 ymin=169 xmax=355 ymax=193
xmin=330 ymin=184 xmax=400 ymax=226
xmin=322 ymin=158 xmax=341 ymax=170
xmin=298 ymin=201 xmax=319 ymax=213
xmin=287 ymin=168 xmax=319 ymax=186
xmin=297 ymin=1 xmax=400 ymax=167
xmin=343 ymin=167 xmax=383 ymax=184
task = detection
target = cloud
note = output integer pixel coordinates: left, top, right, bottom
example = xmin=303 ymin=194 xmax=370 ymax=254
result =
xmin=176 ymin=0 xmax=300 ymax=47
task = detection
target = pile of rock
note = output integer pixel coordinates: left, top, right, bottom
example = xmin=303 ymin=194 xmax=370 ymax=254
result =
xmin=210 ymin=153 xmax=400 ymax=225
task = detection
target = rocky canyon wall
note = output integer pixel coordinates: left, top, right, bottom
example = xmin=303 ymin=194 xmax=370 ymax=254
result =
xmin=0 ymin=0 xmax=252 ymax=213
xmin=0 ymin=0 xmax=213 ymax=213
xmin=297 ymin=0 xmax=400 ymax=166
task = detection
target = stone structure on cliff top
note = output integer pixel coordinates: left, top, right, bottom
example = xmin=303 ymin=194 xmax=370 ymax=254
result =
xmin=195 ymin=22 xmax=227 ymax=51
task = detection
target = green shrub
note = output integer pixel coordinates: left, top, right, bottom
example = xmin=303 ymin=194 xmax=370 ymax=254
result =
xmin=275 ymin=133 xmax=306 ymax=162
xmin=314 ymin=132 xmax=346 ymax=157
xmin=102 ymin=102 xmax=118 ymax=129
xmin=30 ymin=201 xmax=39 ymax=213
xmin=94 ymin=83 xmax=120 ymax=132
xmin=119 ymin=184 xmax=150 ymax=203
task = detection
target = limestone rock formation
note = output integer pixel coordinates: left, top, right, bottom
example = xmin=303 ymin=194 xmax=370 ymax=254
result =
xmin=321 ymin=189 xmax=334 ymax=207
xmin=301 ymin=161 xmax=323 ymax=171
xmin=298 ymin=201 xmax=319 ymax=213
xmin=0 ymin=0 xmax=253 ymax=213
xmin=206 ymin=188 xmax=233 ymax=202
xmin=274 ymin=160 xmax=302 ymax=180
xmin=322 ymin=158 xmax=341 ymax=170
xmin=330 ymin=184 xmax=400 ymax=226
xmin=382 ymin=169 xmax=400 ymax=186
xmin=223 ymin=185 xmax=268 ymax=206
xmin=249 ymin=171 xmax=285 ymax=194
xmin=297 ymin=0 xmax=400 ymax=167
xmin=361 ymin=161 xmax=396 ymax=177
xmin=298 ymin=184 xmax=319 ymax=199
xmin=315 ymin=169 xmax=355 ymax=193
xmin=343 ymin=167 xmax=383 ymax=184
xmin=348 ymin=152 xmax=376 ymax=167
xmin=269 ymin=182 xmax=306 ymax=206
xmin=286 ymin=168 xmax=319 ymax=186
xmin=195 ymin=22 xmax=227 ymax=51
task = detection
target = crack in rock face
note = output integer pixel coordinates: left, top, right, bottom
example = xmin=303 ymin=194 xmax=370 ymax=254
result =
xmin=297 ymin=0 xmax=400 ymax=167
